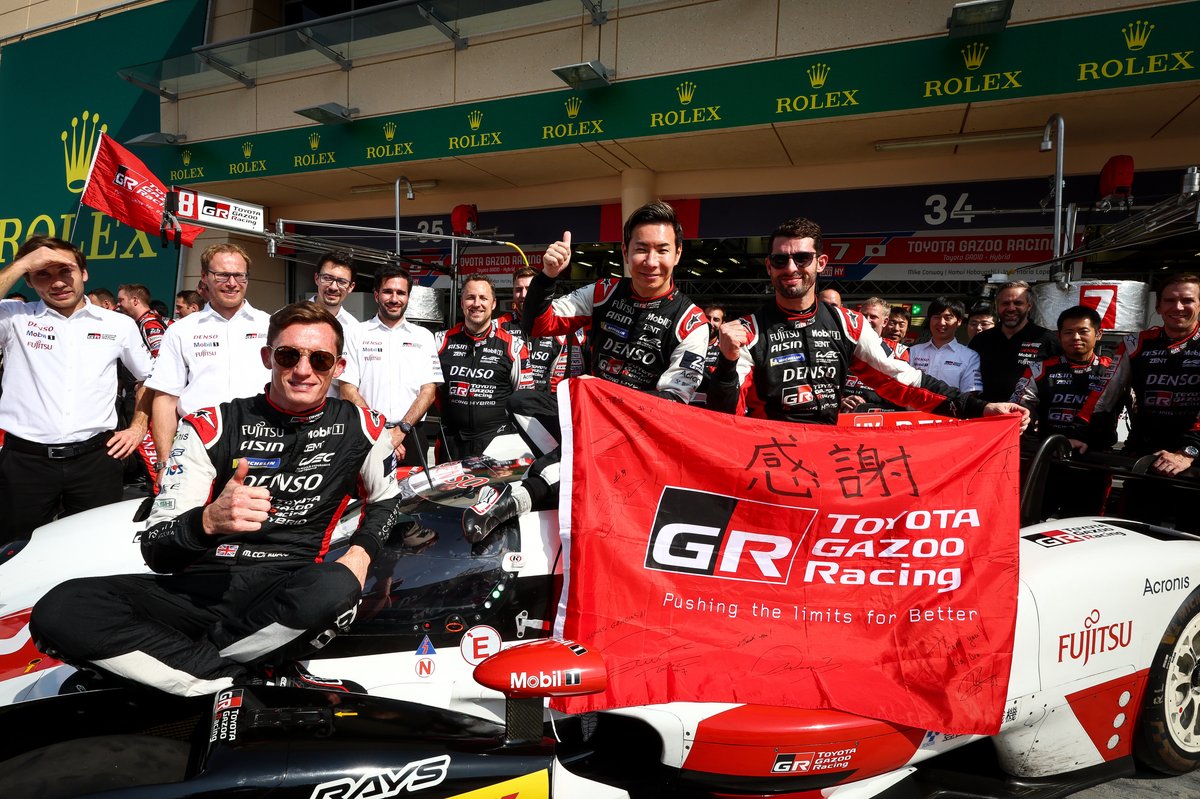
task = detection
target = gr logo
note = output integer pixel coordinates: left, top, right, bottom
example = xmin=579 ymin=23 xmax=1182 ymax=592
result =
xmin=644 ymin=487 xmax=817 ymax=584
xmin=772 ymin=752 xmax=813 ymax=773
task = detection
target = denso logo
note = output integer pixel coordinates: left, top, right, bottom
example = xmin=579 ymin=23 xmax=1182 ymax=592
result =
xmin=1146 ymin=374 xmax=1200 ymax=387
xmin=244 ymin=473 xmax=324 ymax=492
xmin=644 ymin=487 xmax=817 ymax=584
xmin=308 ymin=754 xmax=449 ymax=799
xmin=509 ymin=669 xmax=581 ymax=689
xmin=449 ymin=365 xmax=495 ymax=380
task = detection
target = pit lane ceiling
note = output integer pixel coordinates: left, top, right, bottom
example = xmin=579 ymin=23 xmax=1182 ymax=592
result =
xmin=188 ymin=79 xmax=1199 ymax=220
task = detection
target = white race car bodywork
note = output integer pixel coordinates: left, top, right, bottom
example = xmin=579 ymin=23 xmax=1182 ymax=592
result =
xmin=2 ymin=484 xmax=1199 ymax=797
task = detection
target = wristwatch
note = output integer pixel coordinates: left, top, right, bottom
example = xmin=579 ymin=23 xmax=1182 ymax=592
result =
xmin=1182 ymin=445 xmax=1199 ymax=459
xmin=398 ymin=421 xmax=414 ymax=435
xmin=153 ymin=461 xmax=167 ymax=473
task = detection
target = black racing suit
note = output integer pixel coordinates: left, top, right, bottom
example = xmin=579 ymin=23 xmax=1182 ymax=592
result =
xmin=1012 ymin=354 xmax=1117 ymax=517
xmin=970 ymin=322 xmax=1062 ymax=402
xmin=511 ymin=272 xmax=709 ymax=499
xmin=707 ymin=301 xmax=985 ymax=422
xmin=497 ymin=312 xmax=587 ymax=393
xmin=1077 ymin=323 xmax=1200 ymax=528
xmin=435 ymin=323 xmax=532 ymax=457
xmin=31 ymin=392 xmax=400 ymax=697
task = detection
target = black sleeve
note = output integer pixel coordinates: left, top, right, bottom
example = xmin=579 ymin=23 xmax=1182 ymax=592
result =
xmin=706 ymin=355 xmax=743 ymax=415
xmin=520 ymin=271 xmax=557 ymax=341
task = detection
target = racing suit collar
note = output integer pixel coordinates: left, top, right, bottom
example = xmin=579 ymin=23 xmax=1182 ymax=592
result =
xmin=262 ymin=386 xmax=328 ymax=423
xmin=630 ymin=282 xmax=677 ymax=303
xmin=774 ymin=300 xmax=818 ymax=323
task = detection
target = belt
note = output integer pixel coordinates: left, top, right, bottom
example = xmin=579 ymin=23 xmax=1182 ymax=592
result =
xmin=2 ymin=431 xmax=111 ymax=459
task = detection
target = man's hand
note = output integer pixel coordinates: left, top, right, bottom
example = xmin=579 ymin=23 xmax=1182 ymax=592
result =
xmin=1152 ymin=449 xmax=1195 ymax=476
xmin=1068 ymin=438 xmax=1089 ymax=454
xmin=718 ymin=320 xmax=749 ymax=360
xmin=542 ymin=231 xmax=572 ymax=278
xmin=106 ymin=426 xmax=145 ymax=460
xmin=982 ymin=402 xmax=1031 ymax=433
xmin=201 ymin=459 xmax=272 ymax=535
xmin=335 ymin=544 xmax=371 ymax=589
xmin=839 ymin=394 xmax=867 ymax=412
xmin=389 ymin=426 xmax=407 ymax=460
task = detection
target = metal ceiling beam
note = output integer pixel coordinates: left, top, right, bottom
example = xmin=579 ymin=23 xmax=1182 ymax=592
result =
xmin=580 ymin=0 xmax=607 ymax=25
xmin=417 ymin=4 xmax=468 ymax=49
xmin=296 ymin=28 xmax=353 ymax=71
xmin=195 ymin=52 xmax=255 ymax=88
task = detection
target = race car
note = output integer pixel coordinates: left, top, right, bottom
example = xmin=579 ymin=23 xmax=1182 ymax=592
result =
xmin=1 ymin=446 xmax=1200 ymax=798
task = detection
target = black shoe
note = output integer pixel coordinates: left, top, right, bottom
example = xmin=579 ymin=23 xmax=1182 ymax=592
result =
xmin=240 ymin=663 xmax=364 ymax=693
xmin=463 ymin=484 xmax=519 ymax=543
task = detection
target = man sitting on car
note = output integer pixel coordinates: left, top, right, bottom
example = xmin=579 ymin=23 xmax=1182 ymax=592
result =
xmin=31 ymin=302 xmax=401 ymax=696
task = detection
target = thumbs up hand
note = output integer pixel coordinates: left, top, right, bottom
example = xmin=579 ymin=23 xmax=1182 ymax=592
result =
xmin=542 ymin=231 xmax=573 ymax=278
xmin=201 ymin=458 xmax=274 ymax=535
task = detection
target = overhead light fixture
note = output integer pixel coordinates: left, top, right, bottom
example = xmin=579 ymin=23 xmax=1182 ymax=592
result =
xmin=875 ymin=127 xmax=1041 ymax=151
xmin=552 ymin=60 xmax=612 ymax=90
xmin=946 ymin=0 xmax=1013 ymax=37
xmin=294 ymin=102 xmax=359 ymax=124
xmin=350 ymin=180 xmax=438 ymax=194
xmin=125 ymin=132 xmax=186 ymax=146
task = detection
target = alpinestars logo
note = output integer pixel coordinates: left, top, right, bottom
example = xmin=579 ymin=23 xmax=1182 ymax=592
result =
xmin=308 ymin=753 xmax=449 ymax=798
xmin=644 ymin=487 xmax=818 ymax=584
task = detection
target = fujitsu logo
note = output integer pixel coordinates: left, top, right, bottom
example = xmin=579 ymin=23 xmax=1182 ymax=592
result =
xmin=1057 ymin=609 xmax=1132 ymax=666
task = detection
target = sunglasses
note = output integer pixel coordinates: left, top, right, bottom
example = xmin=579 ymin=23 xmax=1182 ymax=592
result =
xmin=269 ymin=346 xmax=338 ymax=372
xmin=767 ymin=252 xmax=817 ymax=269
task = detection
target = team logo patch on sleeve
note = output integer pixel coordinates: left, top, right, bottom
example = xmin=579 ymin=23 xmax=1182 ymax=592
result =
xmin=183 ymin=407 xmax=222 ymax=446
xmin=358 ymin=406 xmax=386 ymax=440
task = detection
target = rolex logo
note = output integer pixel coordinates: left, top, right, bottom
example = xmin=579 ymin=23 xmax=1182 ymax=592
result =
xmin=308 ymin=131 xmax=321 ymax=150
xmin=242 ymin=141 xmax=254 ymax=158
xmin=961 ymin=42 xmax=988 ymax=71
xmin=467 ymin=109 xmax=483 ymax=131
xmin=565 ymin=96 xmax=582 ymax=119
xmin=383 ymin=121 xmax=397 ymax=141
xmin=61 ymin=110 xmax=107 ymax=194
xmin=676 ymin=81 xmax=697 ymax=105
xmin=181 ymin=149 xmax=192 ymax=166
xmin=806 ymin=63 xmax=830 ymax=89
xmin=1122 ymin=19 xmax=1154 ymax=51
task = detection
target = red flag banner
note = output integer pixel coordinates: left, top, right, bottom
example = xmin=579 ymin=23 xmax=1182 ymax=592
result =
xmin=81 ymin=133 xmax=202 ymax=246
xmin=552 ymin=380 xmax=1021 ymax=735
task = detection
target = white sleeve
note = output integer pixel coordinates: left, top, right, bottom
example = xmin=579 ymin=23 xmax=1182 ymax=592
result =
xmin=118 ymin=316 xmax=154 ymax=381
xmin=338 ymin=324 xmax=362 ymax=388
xmin=962 ymin=348 xmax=982 ymax=393
xmin=145 ymin=324 xmax=189 ymax=394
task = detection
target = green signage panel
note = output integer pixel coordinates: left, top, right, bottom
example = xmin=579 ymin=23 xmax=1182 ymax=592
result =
xmin=0 ymin=0 xmax=206 ymax=303
xmin=167 ymin=2 xmax=1199 ymax=186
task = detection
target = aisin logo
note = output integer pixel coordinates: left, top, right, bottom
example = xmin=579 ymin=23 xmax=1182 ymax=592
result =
xmin=61 ymin=110 xmax=107 ymax=194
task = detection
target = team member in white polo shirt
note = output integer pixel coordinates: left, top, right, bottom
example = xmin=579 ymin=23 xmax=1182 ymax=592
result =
xmin=0 ymin=236 xmax=153 ymax=543
xmin=147 ymin=243 xmax=270 ymax=468
xmin=908 ymin=296 xmax=983 ymax=394
xmin=311 ymin=251 xmax=360 ymax=330
xmin=339 ymin=264 xmax=441 ymax=467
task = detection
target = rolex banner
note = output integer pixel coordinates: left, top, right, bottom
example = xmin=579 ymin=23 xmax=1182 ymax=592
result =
xmin=81 ymin=134 xmax=202 ymax=247
xmin=551 ymin=379 xmax=1020 ymax=735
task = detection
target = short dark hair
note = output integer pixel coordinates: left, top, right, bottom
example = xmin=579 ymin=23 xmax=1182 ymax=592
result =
xmin=889 ymin=306 xmax=911 ymax=323
xmin=513 ymin=265 xmax=538 ymax=281
xmin=968 ymin=303 xmax=995 ymax=320
xmin=150 ymin=299 xmax=170 ymax=318
xmin=175 ymin=289 xmax=203 ymax=308
xmin=623 ymin=200 xmax=683 ymax=250
xmin=118 ymin=283 xmax=151 ymax=305
xmin=768 ymin=218 xmax=823 ymax=255
xmin=704 ymin=304 xmax=726 ymax=316
xmin=317 ymin=251 xmax=353 ymax=273
xmin=926 ymin=296 xmax=966 ymax=323
xmin=1159 ymin=273 xmax=1200 ymax=296
xmin=16 ymin=236 xmax=85 ymax=271
xmin=1057 ymin=305 xmax=1102 ymax=331
xmin=374 ymin=263 xmax=412 ymax=293
xmin=267 ymin=301 xmax=344 ymax=355
xmin=88 ymin=288 xmax=116 ymax=304
xmin=462 ymin=275 xmax=497 ymax=298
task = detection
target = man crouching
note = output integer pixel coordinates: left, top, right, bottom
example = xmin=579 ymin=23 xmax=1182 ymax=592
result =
xmin=31 ymin=302 xmax=400 ymax=696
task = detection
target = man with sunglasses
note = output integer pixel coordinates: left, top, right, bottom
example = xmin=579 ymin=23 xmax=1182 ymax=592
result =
xmin=32 ymin=302 xmax=402 ymax=696
xmin=707 ymin=218 xmax=1028 ymax=426
xmin=147 ymin=243 xmax=270 ymax=474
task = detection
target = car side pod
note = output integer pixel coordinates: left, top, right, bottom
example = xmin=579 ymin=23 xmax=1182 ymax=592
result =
xmin=474 ymin=638 xmax=606 ymax=746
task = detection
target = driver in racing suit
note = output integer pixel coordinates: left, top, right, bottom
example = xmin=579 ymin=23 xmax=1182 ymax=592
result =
xmin=707 ymin=218 xmax=1028 ymax=426
xmin=31 ymin=302 xmax=401 ymax=697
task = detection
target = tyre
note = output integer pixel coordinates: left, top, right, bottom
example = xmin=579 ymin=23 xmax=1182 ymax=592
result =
xmin=1135 ymin=588 xmax=1200 ymax=775
xmin=0 ymin=734 xmax=190 ymax=798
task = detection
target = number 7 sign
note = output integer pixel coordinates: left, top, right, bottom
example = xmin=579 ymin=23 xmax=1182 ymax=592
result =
xmin=1079 ymin=284 xmax=1118 ymax=329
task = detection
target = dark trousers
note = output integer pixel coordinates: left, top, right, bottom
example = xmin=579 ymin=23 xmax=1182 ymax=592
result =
xmin=31 ymin=562 xmax=362 ymax=697
xmin=0 ymin=443 xmax=123 ymax=544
